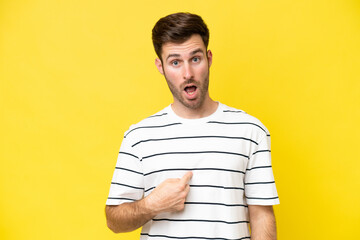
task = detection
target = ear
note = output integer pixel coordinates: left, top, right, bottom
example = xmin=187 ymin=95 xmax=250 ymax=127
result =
xmin=155 ymin=58 xmax=164 ymax=75
xmin=207 ymin=50 xmax=213 ymax=67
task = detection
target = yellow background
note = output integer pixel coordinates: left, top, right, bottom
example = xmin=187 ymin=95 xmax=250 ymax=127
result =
xmin=1 ymin=0 xmax=359 ymax=239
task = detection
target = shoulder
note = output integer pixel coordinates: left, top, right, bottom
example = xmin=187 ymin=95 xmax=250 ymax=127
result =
xmin=123 ymin=105 xmax=175 ymax=139
xmin=218 ymin=103 xmax=270 ymax=136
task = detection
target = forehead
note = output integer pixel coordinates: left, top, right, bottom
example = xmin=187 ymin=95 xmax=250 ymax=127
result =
xmin=161 ymin=34 xmax=206 ymax=59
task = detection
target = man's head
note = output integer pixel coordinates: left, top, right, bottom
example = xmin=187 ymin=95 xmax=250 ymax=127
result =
xmin=152 ymin=12 xmax=214 ymax=113
xmin=152 ymin=12 xmax=209 ymax=61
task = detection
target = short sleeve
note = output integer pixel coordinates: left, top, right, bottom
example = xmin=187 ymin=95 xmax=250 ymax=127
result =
xmin=244 ymin=134 xmax=280 ymax=205
xmin=106 ymin=135 xmax=144 ymax=205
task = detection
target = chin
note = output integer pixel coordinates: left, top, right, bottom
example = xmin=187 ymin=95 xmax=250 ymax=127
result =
xmin=182 ymin=99 xmax=203 ymax=110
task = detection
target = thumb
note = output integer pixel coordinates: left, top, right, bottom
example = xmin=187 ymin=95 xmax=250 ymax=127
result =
xmin=180 ymin=171 xmax=193 ymax=184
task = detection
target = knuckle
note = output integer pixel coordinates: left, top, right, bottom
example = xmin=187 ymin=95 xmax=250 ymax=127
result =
xmin=180 ymin=192 xmax=187 ymax=198
xmin=176 ymin=184 xmax=185 ymax=192
xmin=177 ymin=204 xmax=185 ymax=211
xmin=166 ymin=179 xmax=175 ymax=183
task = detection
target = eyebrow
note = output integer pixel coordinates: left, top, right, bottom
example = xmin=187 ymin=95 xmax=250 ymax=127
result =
xmin=165 ymin=48 xmax=205 ymax=61
xmin=166 ymin=53 xmax=180 ymax=61
xmin=190 ymin=48 xmax=204 ymax=56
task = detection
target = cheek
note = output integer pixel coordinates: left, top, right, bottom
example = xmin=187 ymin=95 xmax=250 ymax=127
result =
xmin=164 ymin=68 xmax=182 ymax=81
xmin=198 ymin=65 xmax=209 ymax=77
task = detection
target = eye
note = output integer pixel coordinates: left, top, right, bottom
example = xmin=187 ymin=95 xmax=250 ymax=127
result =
xmin=192 ymin=57 xmax=200 ymax=63
xmin=172 ymin=60 xmax=179 ymax=66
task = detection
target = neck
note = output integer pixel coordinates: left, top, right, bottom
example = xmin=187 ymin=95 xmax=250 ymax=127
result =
xmin=171 ymin=96 xmax=218 ymax=119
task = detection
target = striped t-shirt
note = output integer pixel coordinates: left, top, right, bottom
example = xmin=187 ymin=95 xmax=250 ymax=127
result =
xmin=106 ymin=102 xmax=279 ymax=240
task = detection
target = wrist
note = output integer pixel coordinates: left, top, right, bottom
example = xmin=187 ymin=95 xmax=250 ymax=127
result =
xmin=142 ymin=195 xmax=159 ymax=217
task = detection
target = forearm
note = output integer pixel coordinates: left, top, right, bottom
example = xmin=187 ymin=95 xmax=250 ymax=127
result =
xmin=105 ymin=172 xmax=192 ymax=233
xmin=249 ymin=205 xmax=277 ymax=240
xmin=105 ymin=198 xmax=156 ymax=233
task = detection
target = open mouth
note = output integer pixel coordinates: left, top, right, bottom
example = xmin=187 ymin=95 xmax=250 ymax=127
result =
xmin=184 ymin=85 xmax=197 ymax=96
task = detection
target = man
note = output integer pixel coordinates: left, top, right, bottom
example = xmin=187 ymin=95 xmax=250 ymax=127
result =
xmin=105 ymin=12 xmax=279 ymax=240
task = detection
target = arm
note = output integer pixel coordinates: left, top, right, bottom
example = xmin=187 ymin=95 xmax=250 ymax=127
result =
xmin=105 ymin=172 xmax=193 ymax=233
xmin=248 ymin=205 xmax=277 ymax=240
xmin=105 ymin=199 xmax=155 ymax=233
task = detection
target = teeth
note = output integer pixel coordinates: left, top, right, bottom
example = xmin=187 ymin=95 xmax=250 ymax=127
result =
xmin=185 ymin=86 xmax=196 ymax=96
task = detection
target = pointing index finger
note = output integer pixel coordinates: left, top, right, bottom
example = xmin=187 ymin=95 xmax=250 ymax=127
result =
xmin=180 ymin=171 xmax=193 ymax=184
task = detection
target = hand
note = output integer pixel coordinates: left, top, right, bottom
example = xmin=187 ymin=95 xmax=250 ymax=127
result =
xmin=144 ymin=172 xmax=193 ymax=215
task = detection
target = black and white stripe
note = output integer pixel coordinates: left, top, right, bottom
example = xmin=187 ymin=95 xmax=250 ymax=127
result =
xmin=147 ymin=113 xmax=168 ymax=118
xmin=207 ymin=121 xmax=268 ymax=135
xmin=132 ymin=135 xmax=258 ymax=147
xmin=125 ymin=122 xmax=182 ymax=138
xmin=141 ymin=151 xmax=249 ymax=161
xmin=140 ymin=233 xmax=250 ymax=240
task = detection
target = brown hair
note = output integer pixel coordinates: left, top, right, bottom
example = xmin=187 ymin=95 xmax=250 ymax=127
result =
xmin=152 ymin=12 xmax=209 ymax=60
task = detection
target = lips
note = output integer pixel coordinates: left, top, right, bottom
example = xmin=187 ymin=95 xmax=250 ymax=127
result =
xmin=185 ymin=86 xmax=196 ymax=94
xmin=184 ymin=84 xmax=198 ymax=99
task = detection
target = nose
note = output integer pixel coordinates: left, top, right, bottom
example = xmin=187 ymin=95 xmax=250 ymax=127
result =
xmin=183 ymin=62 xmax=194 ymax=80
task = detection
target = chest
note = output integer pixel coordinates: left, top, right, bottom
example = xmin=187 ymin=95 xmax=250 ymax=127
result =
xmin=132 ymin=124 xmax=255 ymax=194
